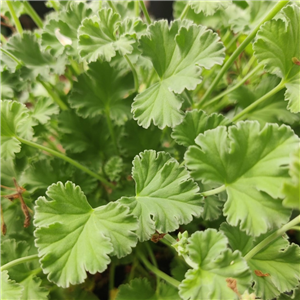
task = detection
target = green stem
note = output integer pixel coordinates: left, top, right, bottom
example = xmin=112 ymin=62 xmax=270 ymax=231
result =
xmin=124 ymin=55 xmax=139 ymax=92
xmin=245 ymin=215 xmax=300 ymax=260
xmin=69 ymin=58 xmax=81 ymax=76
xmin=0 ymin=48 xmax=23 ymax=66
xmin=222 ymin=30 xmax=231 ymax=45
xmin=242 ymin=55 xmax=257 ymax=77
xmin=6 ymin=1 xmax=23 ymax=36
xmin=23 ymin=1 xmax=43 ymax=28
xmin=163 ymin=233 xmax=177 ymax=245
xmin=199 ymin=0 xmax=288 ymax=106
xmin=109 ymin=261 xmax=115 ymax=300
xmin=107 ymin=1 xmax=118 ymax=14
xmin=105 ymin=108 xmax=120 ymax=156
xmin=1 ymin=34 xmax=7 ymax=44
xmin=180 ymin=3 xmax=190 ymax=20
xmin=135 ymin=1 xmax=140 ymax=17
xmin=49 ymin=0 xmax=60 ymax=12
xmin=37 ymin=79 xmax=68 ymax=111
xmin=201 ymin=185 xmax=226 ymax=197
xmin=232 ymin=80 xmax=285 ymax=122
xmin=1 ymin=254 xmax=38 ymax=271
xmin=145 ymin=243 xmax=160 ymax=294
xmin=202 ymin=64 xmax=262 ymax=109
xmin=291 ymin=226 xmax=300 ymax=232
xmin=128 ymin=258 xmax=138 ymax=282
xmin=137 ymin=251 xmax=180 ymax=288
xmin=15 ymin=136 xmax=114 ymax=188
xmin=139 ymin=1 xmax=151 ymax=25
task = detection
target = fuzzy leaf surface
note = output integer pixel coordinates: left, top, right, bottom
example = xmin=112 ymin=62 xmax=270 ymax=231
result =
xmin=1 ymin=271 xmax=23 ymax=300
xmin=1 ymin=100 xmax=33 ymax=159
xmin=133 ymin=20 xmax=225 ymax=128
xmin=253 ymin=5 xmax=300 ymax=113
xmin=69 ymin=60 xmax=134 ymax=120
xmin=34 ymin=181 xmax=137 ymax=287
xmin=221 ymin=223 xmax=300 ymax=300
xmin=185 ymin=121 xmax=298 ymax=236
xmin=118 ymin=150 xmax=203 ymax=241
xmin=179 ymin=229 xmax=251 ymax=300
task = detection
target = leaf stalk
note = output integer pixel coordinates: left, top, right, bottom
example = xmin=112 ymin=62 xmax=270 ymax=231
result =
xmin=1 ymin=254 xmax=39 ymax=271
xmin=199 ymin=0 xmax=289 ymax=105
xmin=244 ymin=215 xmax=300 ymax=260
xmin=124 ymin=55 xmax=139 ymax=92
xmin=23 ymin=1 xmax=43 ymax=29
xmin=0 ymin=47 xmax=24 ymax=66
xmin=180 ymin=3 xmax=190 ymax=20
xmin=15 ymin=136 xmax=114 ymax=188
xmin=139 ymin=1 xmax=151 ymax=25
xmin=201 ymin=185 xmax=226 ymax=197
xmin=6 ymin=1 xmax=23 ymax=36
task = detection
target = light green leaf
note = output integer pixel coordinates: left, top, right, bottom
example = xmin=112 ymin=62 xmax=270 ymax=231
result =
xmin=282 ymin=147 xmax=300 ymax=210
xmin=41 ymin=2 xmax=93 ymax=56
xmin=116 ymin=278 xmax=180 ymax=300
xmin=69 ymin=60 xmax=134 ymax=120
xmin=104 ymin=156 xmax=124 ymax=182
xmin=221 ymin=223 xmax=300 ymax=300
xmin=185 ymin=121 xmax=298 ymax=236
xmin=1 ymin=100 xmax=34 ymax=160
xmin=20 ymin=275 xmax=49 ymax=300
xmin=133 ymin=20 xmax=225 ymax=129
xmin=253 ymin=5 xmax=300 ymax=113
xmin=78 ymin=8 xmax=139 ymax=62
xmin=118 ymin=150 xmax=203 ymax=241
xmin=1 ymin=271 xmax=23 ymax=300
xmin=30 ymin=98 xmax=59 ymax=124
xmin=5 ymin=32 xmax=66 ymax=78
xmin=172 ymin=110 xmax=229 ymax=147
xmin=179 ymin=229 xmax=251 ymax=300
xmin=189 ymin=0 xmax=232 ymax=16
xmin=34 ymin=181 xmax=137 ymax=287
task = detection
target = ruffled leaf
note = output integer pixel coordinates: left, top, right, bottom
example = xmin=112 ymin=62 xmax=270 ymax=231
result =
xmin=118 ymin=150 xmax=203 ymax=241
xmin=132 ymin=20 xmax=225 ymax=129
xmin=1 ymin=271 xmax=23 ymax=300
xmin=34 ymin=181 xmax=137 ymax=288
xmin=179 ymin=229 xmax=251 ymax=300
xmin=185 ymin=121 xmax=298 ymax=236
xmin=189 ymin=0 xmax=232 ymax=16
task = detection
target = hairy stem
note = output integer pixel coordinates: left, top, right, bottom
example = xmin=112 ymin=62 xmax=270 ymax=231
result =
xmin=180 ymin=3 xmax=190 ymax=20
xmin=6 ymin=1 xmax=23 ymax=36
xmin=139 ymin=1 xmax=151 ymax=25
xmin=137 ymin=251 xmax=180 ymax=288
xmin=23 ymin=1 xmax=43 ymax=28
xmin=135 ymin=1 xmax=140 ymax=17
xmin=232 ymin=80 xmax=285 ymax=122
xmin=0 ymin=48 xmax=23 ymax=66
xmin=16 ymin=136 xmax=114 ymax=188
xmin=37 ymin=79 xmax=68 ymax=111
xmin=201 ymin=185 xmax=226 ymax=197
xmin=1 ymin=254 xmax=39 ymax=271
xmin=124 ymin=55 xmax=139 ymax=92
xmin=244 ymin=215 xmax=300 ymax=260
xmin=202 ymin=64 xmax=262 ymax=109
xmin=199 ymin=0 xmax=288 ymax=105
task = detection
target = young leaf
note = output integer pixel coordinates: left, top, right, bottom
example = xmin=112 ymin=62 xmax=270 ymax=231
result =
xmin=172 ymin=110 xmax=229 ymax=147
xmin=30 ymin=98 xmax=59 ymax=125
xmin=185 ymin=121 xmax=298 ymax=236
xmin=221 ymin=223 xmax=300 ymax=300
xmin=188 ymin=0 xmax=232 ymax=16
xmin=78 ymin=8 xmax=141 ymax=62
xmin=133 ymin=20 xmax=225 ymax=129
xmin=1 ymin=271 xmax=24 ymax=300
xmin=1 ymin=100 xmax=34 ymax=160
xmin=282 ymin=147 xmax=300 ymax=210
xmin=104 ymin=156 xmax=124 ymax=182
xmin=179 ymin=229 xmax=251 ymax=300
xmin=118 ymin=150 xmax=203 ymax=241
xmin=253 ymin=5 xmax=300 ymax=113
xmin=68 ymin=60 xmax=134 ymax=120
xmin=116 ymin=278 xmax=180 ymax=300
xmin=34 ymin=181 xmax=137 ymax=287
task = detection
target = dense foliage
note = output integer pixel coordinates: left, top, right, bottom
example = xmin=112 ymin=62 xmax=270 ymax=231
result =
xmin=1 ymin=1 xmax=300 ymax=299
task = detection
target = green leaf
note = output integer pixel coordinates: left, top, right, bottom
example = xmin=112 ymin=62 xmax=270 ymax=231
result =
xmin=1 ymin=271 xmax=23 ymax=300
xmin=41 ymin=2 xmax=93 ymax=56
xmin=221 ymin=223 xmax=300 ymax=300
xmin=1 ymin=100 xmax=34 ymax=160
xmin=172 ymin=110 xmax=229 ymax=147
xmin=189 ymin=0 xmax=232 ymax=16
xmin=1 ymin=70 xmax=27 ymax=99
xmin=68 ymin=60 xmax=134 ymax=120
xmin=253 ymin=5 xmax=300 ymax=113
xmin=20 ymin=275 xmax=49 ymax=300
xmin=104 ymin=156 xmax=124 ymax=182
xmin=133 ymin=20 xmax=225 ymax=129
xmin=185 ymin=121 xmax=298 ymax=236
xmin=34 ymin=181 xmax=137 ymax=287
xmin=179 ymin=229 xmax=251 ymax=300
xmin=116 ymin=278 xmax=180 ymax=300
xmin=282 ymin=147 xmax=300 ymax=210
xmin=78 ymin=8 xmax=139 ymax=62
xmin=118 ymin=150 xmax=203 ymax=241
xmin=30 ymin=98 xmax=59 ymax=125
xmin=5 ymin=32 xmax=66 ymax=79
